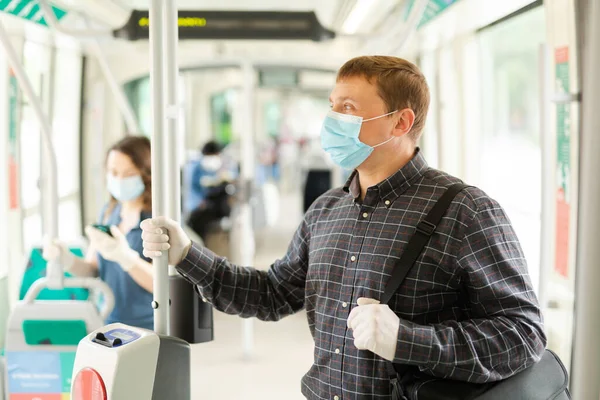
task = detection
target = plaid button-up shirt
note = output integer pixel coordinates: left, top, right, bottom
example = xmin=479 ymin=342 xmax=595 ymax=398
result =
xmin=176 ymin=150 xmax=546 ymax=399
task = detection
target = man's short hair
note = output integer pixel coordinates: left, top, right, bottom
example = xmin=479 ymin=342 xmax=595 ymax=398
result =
xmin=337 ymin=55 xmax=431 ymax=142
xmin=201 ymin=141 xmax=222 ymax=156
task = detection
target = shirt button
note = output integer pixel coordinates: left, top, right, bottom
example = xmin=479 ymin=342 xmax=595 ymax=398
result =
xmin=334 ymin=396 xmax=340 ymax=400
xmin=350 ymin=255 xmax=356 ymax=262
xmin=342 ymin=302 xmax=348 ymax=308
xmin=362 ymin=212 xmax=368 ymax=218
xmin=385 ymin=200 xmax=391 ymax=206
xmin=335 ymin=348 xmax=340 ymax=354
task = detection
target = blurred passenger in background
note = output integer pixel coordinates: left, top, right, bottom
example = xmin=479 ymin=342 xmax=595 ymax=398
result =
xmin=43 ymin=136 xmax=154 ymax=330
xmin=186 ymin=141 xmax=236 ymax=241
xmin=182 ymin=148 xmax=202 ymax=216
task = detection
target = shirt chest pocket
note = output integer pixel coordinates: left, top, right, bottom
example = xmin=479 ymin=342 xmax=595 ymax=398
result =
xmin=307 ymin=241 xmax=348 ymax=293
xmin=306 ymin=217 xmax=356 ymax=292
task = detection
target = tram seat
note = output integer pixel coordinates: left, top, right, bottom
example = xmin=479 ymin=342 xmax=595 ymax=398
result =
xmin=19 ymin=246 xmax=89 ymax=301
xmin=4 ymin=270 xmax=113 ymax=399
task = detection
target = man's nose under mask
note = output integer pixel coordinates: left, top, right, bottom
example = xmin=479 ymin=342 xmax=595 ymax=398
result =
xmin=320 ymin=110 xmax=397 ymax=170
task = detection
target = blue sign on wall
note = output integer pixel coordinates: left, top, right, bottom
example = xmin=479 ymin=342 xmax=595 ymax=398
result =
xmin=6 ymin=350 xmax=75 ymax=397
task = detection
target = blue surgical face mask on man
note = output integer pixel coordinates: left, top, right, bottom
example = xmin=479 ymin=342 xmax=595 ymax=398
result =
xmin=320 ymin=110 xmax=397 ymax=170
xmin=106 ymin=174 xmax=145 ymax=202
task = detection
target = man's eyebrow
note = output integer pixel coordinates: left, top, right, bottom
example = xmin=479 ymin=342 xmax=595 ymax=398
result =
xmin=329 ymin=96 xmax=355 ymax=102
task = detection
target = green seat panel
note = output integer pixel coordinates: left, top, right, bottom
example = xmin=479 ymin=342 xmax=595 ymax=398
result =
xmin=19 ymin=247 xmax=89 ymax=301
xmin=22 ymin=319 xmax=87 ymax=346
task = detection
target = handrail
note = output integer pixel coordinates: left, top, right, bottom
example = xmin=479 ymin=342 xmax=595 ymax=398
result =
xmin=22 ymin=277 xmax=115 ymax=320
xmin=84 ymin=18 xmax=142 ymax=135
xmin=0 ymin=18 xmax=62 ymax=289
xmin=51 ymin=0 xmax=131 ymax=29
xmin=393 ymin=0 xmax=430 ymax=52
xmin=361 ymin=0 xmax=429 ymax=54
xmin=164 ymin=0 xmax=180 ymax=276
xmin=38 ymin=2 xmax=142 ymax=135
xmin=38 ymin=0 xmax=113 ymax=37
xmin=149 ymin=0 xmax=170 ymax=335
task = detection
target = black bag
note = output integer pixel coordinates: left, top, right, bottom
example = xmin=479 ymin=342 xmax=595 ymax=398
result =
xmin=385 ymin=183 xmax=571 ymax=400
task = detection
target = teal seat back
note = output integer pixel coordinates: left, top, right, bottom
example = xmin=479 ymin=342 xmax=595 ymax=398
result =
xmin=19 ymin=247 xmax=89 ymax=301
xmin=22 ymin=319 xmax=87 ymax=346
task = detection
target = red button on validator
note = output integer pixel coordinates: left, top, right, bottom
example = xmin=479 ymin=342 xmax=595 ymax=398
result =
xmin=72 ymin=367 xmax=107 ymax=400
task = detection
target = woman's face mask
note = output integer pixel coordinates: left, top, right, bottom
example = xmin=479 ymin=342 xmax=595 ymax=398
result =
xmin=320 ymin=110 xmax=397 ymax=170
xmin=201 ymin=155 xmax=222 ymax=172
xmin=106 ymin=174 xmax=145 ymax=202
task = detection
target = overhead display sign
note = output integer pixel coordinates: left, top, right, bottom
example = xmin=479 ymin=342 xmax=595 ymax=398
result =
xmin=113 ymin=10 xmax=336 ymax=41
xmin=0 ymin=0 xmax=67 ymax=26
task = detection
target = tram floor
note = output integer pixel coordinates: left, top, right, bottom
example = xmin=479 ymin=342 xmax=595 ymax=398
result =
xmin=190 ymin=190 xmax=313 ymax=399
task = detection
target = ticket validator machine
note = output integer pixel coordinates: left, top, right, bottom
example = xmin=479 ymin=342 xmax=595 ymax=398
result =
xmin=70 ymin=1 xmax=192 ymax=399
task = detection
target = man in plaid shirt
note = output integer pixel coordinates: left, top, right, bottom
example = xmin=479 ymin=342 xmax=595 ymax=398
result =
xmin=142 ymin=56 xmax=546 ymax=399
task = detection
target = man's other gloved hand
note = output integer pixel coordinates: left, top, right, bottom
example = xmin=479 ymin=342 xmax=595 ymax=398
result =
xmin=347 ymin=297 xmax=400 ymax=362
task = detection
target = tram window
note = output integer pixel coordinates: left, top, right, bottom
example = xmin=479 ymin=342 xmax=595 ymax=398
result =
xmin=211 ymin=89 xmax=236 ymax=145
xmin=124 ymin=76 xmax=152 ymax=137
xmin=53 ymin=49 xmax=83 ymax=198
xmin=418 ymin=52 xmax=439 ymax=169
xmin=478 ymin=7 xmax=546 ymax=294
xmin=58 ymin=199 xmax=82 ymax=241
xmin=22 ymin=213 xmax=42 ymax=251
xmin=20 ymin=110 xmax=41 ymax=210
xmin=20 ymin=41 xmax=50 ymax=210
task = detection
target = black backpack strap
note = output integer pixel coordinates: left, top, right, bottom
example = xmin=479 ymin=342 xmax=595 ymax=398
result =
xmin=381 ymin=183 xmax=470 ymax=305
xmin=382 ymin=183 xmax=470 ymax=399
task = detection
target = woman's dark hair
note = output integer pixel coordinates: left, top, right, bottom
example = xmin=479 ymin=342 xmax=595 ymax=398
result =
xmin=106 ymin=135 xmax=152 ymax=213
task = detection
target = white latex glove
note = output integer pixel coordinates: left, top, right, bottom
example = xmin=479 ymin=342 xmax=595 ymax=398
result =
xmin=42 ymin=236 xmax=75 ymax=270
xmin=347 ymin=297 xmax=400 ymax=362
xmin=140 ymin=216 xmax=192 ymax=266
xmin=85 ymin=225 xmax=140 ymax=272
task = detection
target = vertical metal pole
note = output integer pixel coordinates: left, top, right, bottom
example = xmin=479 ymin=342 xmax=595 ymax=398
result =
xmin=164 ymin=0 xmax=180 ymax=276
xmin=0 ymin=36 xmax=10 ymax=331
xmin=571 ymin=0 xmax=600 ymax=397
xmin=0 ymin=20 xmax=61 ymax=287
xmin=434 ymin=48 xmax=444 ymax=170
xmin=239 ymin=61 xmax=256 ymax=357
xmin=538 ymin=43 xmax=552 ymax=307
xmin=41 ymin=47 xmax=56 ymax=239
xmin=150 ymin=0 xmax=170 ymax=335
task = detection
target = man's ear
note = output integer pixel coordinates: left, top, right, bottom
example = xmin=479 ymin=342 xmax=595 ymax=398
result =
xmin=393 ymin=108 xmax=416 ymax=137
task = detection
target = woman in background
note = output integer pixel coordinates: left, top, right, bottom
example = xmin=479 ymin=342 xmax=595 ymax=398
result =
xmin=43 ymin=136 xmax=155 ymax=330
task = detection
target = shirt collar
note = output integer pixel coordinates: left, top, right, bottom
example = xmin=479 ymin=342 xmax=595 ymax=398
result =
xmin=343 ymin=148 xmax=429 ymax=203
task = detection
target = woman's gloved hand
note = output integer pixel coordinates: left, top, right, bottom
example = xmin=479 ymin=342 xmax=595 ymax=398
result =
xmin=140 ymin=216 xmax=192 ymax=266
xmin=42 ymin=236 xmax=75 ymax=270
xmin=85 ymin=225 xmax=140 ymax=272
xmin=347 ymin=297 xmax=400 ymax=362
